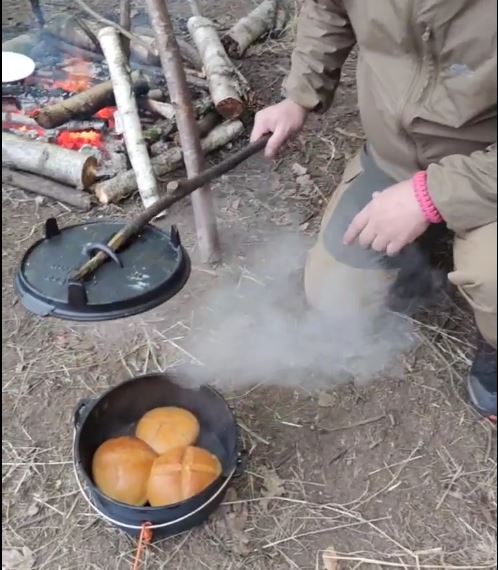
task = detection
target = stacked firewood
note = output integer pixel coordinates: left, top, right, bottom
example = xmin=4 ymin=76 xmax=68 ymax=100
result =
xmin=3 ymin=0 xmax=288 ymax=257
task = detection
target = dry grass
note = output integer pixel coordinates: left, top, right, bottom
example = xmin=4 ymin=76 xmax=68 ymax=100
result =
xmin=2 ymin=2 xmax=496 ymax=569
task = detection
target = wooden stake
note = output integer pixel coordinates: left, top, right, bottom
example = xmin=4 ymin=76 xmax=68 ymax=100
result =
xmin=98 ymin=27 xmax=160 ymax=209
xmin=73 ymin=136 xmax=269 ymax=282
xmin=2 ymin=169 xmax=92 ymax=210
xmin=223 ymin=0 xmax=277 ymax=58
xmin=2 ymin=133 xmax=97 ymax=189
xmin=188 ymin=15 xmax=248 ymax=120
xmin=145 ymin=0 xmax=220 ymax=263
xmin=119 ymin=0 xmax=131 ymax=60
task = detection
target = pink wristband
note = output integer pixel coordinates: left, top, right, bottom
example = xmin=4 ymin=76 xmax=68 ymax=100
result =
xmin=412 ymin=171 xmax=443 ymax=224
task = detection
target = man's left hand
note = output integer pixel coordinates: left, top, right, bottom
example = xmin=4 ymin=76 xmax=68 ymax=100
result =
xmin=343 ymin=179 xmax=429 ymax=257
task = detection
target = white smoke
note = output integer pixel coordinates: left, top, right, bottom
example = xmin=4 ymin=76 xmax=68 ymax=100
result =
xmin=182 ymin=231 xmax=415 ymax=390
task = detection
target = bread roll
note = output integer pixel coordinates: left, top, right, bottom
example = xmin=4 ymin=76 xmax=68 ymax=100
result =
xmin=136 ymin=407 xmax=200 ymax=455
xmin=92 ymin=436 xmax=157 ymax=506
xmin=147 ymin=446 xmax=222 ymax=507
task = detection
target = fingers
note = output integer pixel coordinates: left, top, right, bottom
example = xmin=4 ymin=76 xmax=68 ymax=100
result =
xmin=371 ymin=235 xmax=389 ymax=253
xmin=358 ymin=223 xmax=377 ymax=249
xmin=386 ymin=242 xmax=402 ymax=257
xmin=343 ymin=208 xmax=369 ymax=245
xmin=250 ymin=114 xmax=270 ymax=143
xmin=265 ymin=125 xmax=289 ymax=158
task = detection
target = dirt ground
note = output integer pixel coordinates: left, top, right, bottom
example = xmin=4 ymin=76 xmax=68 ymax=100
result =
xmin=2 ymin=1 xmax=497 ymax=569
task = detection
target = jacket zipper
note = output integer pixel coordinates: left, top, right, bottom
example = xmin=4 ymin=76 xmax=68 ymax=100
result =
xmin=397 ymin=3 xmax=433 ymax=167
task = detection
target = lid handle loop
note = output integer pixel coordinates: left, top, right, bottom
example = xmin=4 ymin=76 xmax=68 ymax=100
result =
xmin=83 ymin=243 xmax=123 ymax=268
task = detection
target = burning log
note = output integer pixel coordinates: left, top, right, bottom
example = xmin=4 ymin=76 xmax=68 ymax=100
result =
xmin=98 ymin=27 xmax=159 ymax=209
xmin=2 ymin=169 xmax=92 ymax=210
xmin=187 ymin=15 xmax=248 ymax=120
xmin=33 ymin=71 xmax=149 ymax=129
xmin=95 ymin=120 xmax=245 ymax=204
xmin=222 ymin=0 xmax=277 ymax=58
xmin=2 ymin=133 xmax=98 ymax=189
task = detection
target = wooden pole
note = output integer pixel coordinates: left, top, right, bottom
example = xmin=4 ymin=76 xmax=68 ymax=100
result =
xmin=119 ymin=0 xmax=131 ymax=60
xmin=145 ymin=0 xmax=221 ymax=263
xmin=72 ymin=136 xmax=269 ymax=282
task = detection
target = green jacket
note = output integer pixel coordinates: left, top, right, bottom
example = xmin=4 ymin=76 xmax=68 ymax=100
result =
xmin=284 ymin=0 xmax=497 ymax=233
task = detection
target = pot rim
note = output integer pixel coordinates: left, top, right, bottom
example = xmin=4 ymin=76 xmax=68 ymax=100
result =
xmin=72 ymin=371 xmax=240 ymax=514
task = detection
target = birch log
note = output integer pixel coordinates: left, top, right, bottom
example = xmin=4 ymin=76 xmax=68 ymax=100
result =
xmin=2 ymin=169 xmax=92 ymax=210
xmin=98 ymin=27 xmax=159 ymax=209
xmin=222 ymin=0 xmax=277 ymax=58
xmin=188 ymin=15 xmax=247 ymax=120
xmin=2 ymin=133 xmax=97 ymax=189
xmin=95 ymin=120 xmax=244 ymax=204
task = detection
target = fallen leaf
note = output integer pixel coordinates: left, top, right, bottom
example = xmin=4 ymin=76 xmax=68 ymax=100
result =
xmin=260 ymin=467 xmax=285 ymax=498
xmin=322 ymin=546 xmax=339 ymax=570
xmin=26 ymin=503 xmax=39 ymax=518
xmin=291 ymin=162 xmax=308 ymax=177
xmin=295 ymin=174 xmax=313 ymax=189
xmin=2 ymin=547 xmax=34 ymax=570
xmin=317 ymin=391 xmax=335 ymax=407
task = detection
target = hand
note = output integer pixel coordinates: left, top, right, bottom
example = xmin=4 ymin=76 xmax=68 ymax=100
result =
xmin=343 ymin=179 xmax=429 ymax=257
xmin=250 ymin=99 xmax=308 ymax=158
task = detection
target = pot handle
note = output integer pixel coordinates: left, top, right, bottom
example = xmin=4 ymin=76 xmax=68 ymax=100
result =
xmin=73 ymin=398 xmax=94 ymax=429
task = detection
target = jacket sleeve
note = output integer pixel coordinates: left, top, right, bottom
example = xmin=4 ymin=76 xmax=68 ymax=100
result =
xmin=426 ymin=144 xmax=497 ymax=233
xmin=283 ymin=0 xmax=356 ymax=112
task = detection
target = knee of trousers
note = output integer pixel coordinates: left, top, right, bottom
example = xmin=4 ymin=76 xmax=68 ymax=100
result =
xmin=304 ymin=235 xmax=396 ymax=316
xmin=450 ymin=222 xmax=497 ymax=347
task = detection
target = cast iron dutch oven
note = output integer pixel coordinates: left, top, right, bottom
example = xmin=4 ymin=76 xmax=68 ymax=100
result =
xmin=73 ymin=372 xmax=246 ymax=539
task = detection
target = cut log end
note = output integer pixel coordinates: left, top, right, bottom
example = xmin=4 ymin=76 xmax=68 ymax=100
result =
xmin=216 ymin=98 xmax=245 ymax=120
xmin=82 ymin=156 xmax=99 ymax=188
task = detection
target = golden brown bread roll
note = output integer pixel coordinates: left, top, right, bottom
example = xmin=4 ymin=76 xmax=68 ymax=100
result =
xmin=135 ymin=407 xmax=200 ymax=455
xmin=147 ymin=446 xmax=222 ymax=507
xmin=92 ymin=436 xmax=157 ymax=506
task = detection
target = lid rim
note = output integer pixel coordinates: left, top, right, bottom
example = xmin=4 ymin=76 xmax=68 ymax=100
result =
xmin=15 ymin=220 xmax=191 ymax=322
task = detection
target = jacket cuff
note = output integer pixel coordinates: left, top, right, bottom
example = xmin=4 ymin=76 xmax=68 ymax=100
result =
xmin=412 ymin=171 xmax=444 ymax=224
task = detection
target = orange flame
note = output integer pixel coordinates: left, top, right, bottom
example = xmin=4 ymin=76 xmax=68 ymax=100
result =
xmin=55 ymin=59 xmax=93 ymax=93
xmin=94 ymin=107 xmax=116 ymax=129
xmin=56 ymin=130 xmax=103 ymax=150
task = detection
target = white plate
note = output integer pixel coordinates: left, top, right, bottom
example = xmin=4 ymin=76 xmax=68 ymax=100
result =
xmin=2 ymin=51 xmax=36 ymax=83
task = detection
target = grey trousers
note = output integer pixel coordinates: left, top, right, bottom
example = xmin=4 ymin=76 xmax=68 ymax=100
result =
xmin=304 ymin=148 xmax=497 ymax=347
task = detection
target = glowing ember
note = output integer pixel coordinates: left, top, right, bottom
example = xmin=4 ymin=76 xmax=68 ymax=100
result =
xmin=56 ymin=130 xmax=103 ymax=150
xmin=56 ymin=59 xmax=93 ymax=93
xmin=53 ymin=79 xmax=90 ymax=93
xmin=94 ymin=107 xmax=116 ymax=129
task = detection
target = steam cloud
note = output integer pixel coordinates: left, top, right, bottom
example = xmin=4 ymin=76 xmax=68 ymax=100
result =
xmin=183 ymin=231 xmax=416 ymax=390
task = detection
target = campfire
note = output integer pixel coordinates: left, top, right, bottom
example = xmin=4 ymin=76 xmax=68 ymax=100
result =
xmin=3 ymin=0 xmax=286 ymax=260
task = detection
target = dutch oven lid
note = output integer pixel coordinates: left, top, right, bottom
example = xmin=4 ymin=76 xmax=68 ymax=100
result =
xmin=15 ymin=218 xmax=191 ymax=322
